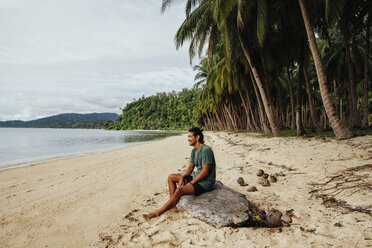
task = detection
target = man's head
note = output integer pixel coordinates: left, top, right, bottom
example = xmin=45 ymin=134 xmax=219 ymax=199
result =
xmin=188 ymin=127 xmax=204 ymax=146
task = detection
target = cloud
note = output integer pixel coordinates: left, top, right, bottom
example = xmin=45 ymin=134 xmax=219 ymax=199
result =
xmin=0 ymin=0 xmax=199 ymax=121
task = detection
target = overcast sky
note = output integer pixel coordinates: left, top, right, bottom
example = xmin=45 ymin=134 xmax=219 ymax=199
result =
xmin=0 ymin=0 xmax=196 ymax=121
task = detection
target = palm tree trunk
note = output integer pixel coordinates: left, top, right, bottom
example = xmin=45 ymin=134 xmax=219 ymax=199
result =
xmin=238 ymin=88 xmax=254 ymax=130
xmin=298 ymin=0 xmax=353 ymax=139
xmin=286 ymin=66 xmax=296 ymax=129
xmin=215 ymin=111 xmax=223 ymax=131
xmin=362 ymin=15 xmax=370 ymax=128
xmin=249 ymin=67 xmax=271 ymax=133
xmin=333 ymin=78 xmax=338 ymax=117
xmin=217 ymin=109 xmax=226 ymax=130
xmin=237 ymin=30 xmax=281 ymax=136
xmin=296 ymin=51 xmax=306 ymax=136
xmin=245 ymin=88 xmax=259 ymax=130
xmin=343 ymin=35 xmax=361 ymax=127
xmin=275 ymin=80 xmax=284 ymax=129
xmin=224 ymin=103 xmax=238 ymax=132
xmin=204 ymin=114 xmax=210 ymax=131
xmin=222 ymin=108 xmax=232 ymax=130
xmin=304 ymin=66 xmax=321 ymax=131
xmin=260 ymin=52 xmax=272 ymax=104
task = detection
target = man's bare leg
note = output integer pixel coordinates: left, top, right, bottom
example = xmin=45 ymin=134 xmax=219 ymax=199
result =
xmin=143 ymin=183 xmax=194 ymax=220
xmin=168 ymin=173 xmax=182 ymax=198
xmin=168 ymin=173 xmax=183 ymax=211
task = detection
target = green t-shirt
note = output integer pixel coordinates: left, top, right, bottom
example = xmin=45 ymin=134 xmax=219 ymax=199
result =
xmin=190 ymin=144 xmax=216 ymax=191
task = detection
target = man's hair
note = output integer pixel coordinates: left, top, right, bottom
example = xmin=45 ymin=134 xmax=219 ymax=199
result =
xmin=188 ymin=127 xmax=204 ymax=143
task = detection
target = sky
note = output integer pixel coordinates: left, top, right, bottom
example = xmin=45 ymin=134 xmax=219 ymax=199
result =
xmin=0 ymin=0 xmax=196 ymax=121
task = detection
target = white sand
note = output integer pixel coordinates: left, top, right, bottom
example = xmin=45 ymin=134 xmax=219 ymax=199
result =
xmin=1 ymin=133 xmax=371 ymax=247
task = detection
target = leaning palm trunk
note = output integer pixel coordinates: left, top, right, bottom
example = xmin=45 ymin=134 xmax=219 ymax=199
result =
xmin=249 ymin=68 xmax=271 ymax=133
xmin=237 ymin=31 xmax=281 ymax=137
xmin=333 ymin=78 xmax=338 ymax=117
xmin=298 ymin=0 xmax=353 ymax=139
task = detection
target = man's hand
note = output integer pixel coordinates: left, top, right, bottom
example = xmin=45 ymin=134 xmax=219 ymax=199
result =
xmin=178 ymin=176 xmax=185 ymax=187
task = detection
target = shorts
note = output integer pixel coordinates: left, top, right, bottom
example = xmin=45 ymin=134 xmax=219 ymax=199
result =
xmin=184 ymin=175 xmax=208 ymax=196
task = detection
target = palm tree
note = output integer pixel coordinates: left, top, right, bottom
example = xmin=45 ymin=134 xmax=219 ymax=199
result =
xmin=298 ymin=0 xmax=353 ymax=139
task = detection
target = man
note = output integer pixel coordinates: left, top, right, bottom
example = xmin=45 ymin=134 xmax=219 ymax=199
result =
xmin=143 ymin=127 xmax=216 ymax=220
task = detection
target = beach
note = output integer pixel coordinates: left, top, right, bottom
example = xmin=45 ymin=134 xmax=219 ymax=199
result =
xmin=1 ymin=133 xmax=371 ymax=247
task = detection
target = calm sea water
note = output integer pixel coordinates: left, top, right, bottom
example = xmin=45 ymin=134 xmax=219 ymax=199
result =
xmin=0 ymin=128 xmax=181 ymax=170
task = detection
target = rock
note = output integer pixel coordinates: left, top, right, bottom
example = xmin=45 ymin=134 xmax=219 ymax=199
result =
xmin=268 ymin=175 xmax=277 ymax=183
xmin=247 ymin=186 xmax=257 ymax=192
xmin=262 ymin=179 xmax=270 ymax=187
xmin=257 ymin=178 xmax=265 ymax=185
xmin=266 ymin=209 xmax=282 ymax=227
xmin=262 ymin=173 xmax=269 ymax=179
xmin=237 ymin=177 xmax=247 ymax=186
xmin=256 ymin=169 xmax=264 ymax=177
xmin=177 ymin=181 xmax=266 ymax=228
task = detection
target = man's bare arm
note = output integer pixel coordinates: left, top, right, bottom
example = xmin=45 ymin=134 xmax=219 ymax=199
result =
xmin=190 ymin=164 xmax=210 ymax=184
xmin=181 ymin=163 xmax=195 ymax=178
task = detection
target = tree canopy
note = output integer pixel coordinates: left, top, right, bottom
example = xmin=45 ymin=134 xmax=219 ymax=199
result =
xmin=105 ymin=88 xmax=200 ymax=130
xmin=161 ymin=0 xmax=371 ymax=139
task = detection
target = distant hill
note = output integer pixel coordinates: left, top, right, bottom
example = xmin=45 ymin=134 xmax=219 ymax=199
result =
xmin=0 ymin=113 xmax=119 ymax=129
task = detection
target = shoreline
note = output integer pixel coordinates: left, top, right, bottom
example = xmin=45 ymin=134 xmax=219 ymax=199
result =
xmin=1 ymin=132 xmax=371 ymax=247
xmin=0 ymin=143 xmax=139 ymax=172
xmin=0 ymin=129 xmax=183 ymax=172
xmin=0 ymin=141 xmax=151 ymax=172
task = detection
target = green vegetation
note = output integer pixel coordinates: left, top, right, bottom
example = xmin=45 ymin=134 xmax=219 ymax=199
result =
xmin=0 ymin=113 xmax=118 ymax=129
xmin=161 ymin=0 xmax=371 ymax=140
xmin=37 ymin=120 xmax=107 ymax=129
xmin=105 ymin=88 xmax=200 ymax=130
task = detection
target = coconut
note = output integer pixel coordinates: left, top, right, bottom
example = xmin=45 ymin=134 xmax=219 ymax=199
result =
xmin=256 ymin=169 xmax=264 ymax=177
xmin=266 ymin=209 xmax=282 ymax=227
xmin=262 ymin=179 xmax=270 ymax=187
xmin=281 ymin=213 xmax=292 ymax=226
xmin=237 ymin=177 xmax=247 ymax=186
xmin=268 ymin=175 xmax=277 ymax=183
xmin=257 ymin=177 xmax=265 ymax=185
xmin=247 ymin=186 xmax=257 ymax=192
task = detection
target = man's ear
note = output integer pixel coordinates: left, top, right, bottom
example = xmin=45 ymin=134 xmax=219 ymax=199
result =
xmin=195 ymin=135 xmax=200 ymax=141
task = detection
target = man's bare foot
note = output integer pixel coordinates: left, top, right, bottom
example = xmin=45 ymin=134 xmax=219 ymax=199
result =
xmin=142 ymin=212 xmax=158 ymax=220
xmin=170 ymin=207 xmax=177 ymax=211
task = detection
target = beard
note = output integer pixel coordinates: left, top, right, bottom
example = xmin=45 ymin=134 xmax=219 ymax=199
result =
xmin=189 ymin=140 xmax=196 ymax=146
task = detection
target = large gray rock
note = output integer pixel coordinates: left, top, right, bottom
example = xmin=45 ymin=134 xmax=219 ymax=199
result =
xmin=177 ymin=181 xmax=266 ymax=228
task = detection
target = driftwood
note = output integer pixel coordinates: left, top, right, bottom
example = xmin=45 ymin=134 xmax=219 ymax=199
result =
xmin=309 ymin=164 xmax=372 ymax=216
xmin=177 ymin=181 xmax=266 ymax=228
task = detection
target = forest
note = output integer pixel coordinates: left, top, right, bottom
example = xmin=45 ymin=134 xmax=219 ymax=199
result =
xmin=160 ymin=0 xmax=371 ymax=139
xmin=104 ymin=88 xmax=200 ymax=130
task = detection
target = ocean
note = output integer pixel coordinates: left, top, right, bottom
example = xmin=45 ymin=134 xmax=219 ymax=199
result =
xmin=0 ymin=128 xmax=180 ymax=170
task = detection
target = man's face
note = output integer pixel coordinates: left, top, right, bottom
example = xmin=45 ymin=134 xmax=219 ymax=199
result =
xmin=187 ymin=132 xmax=197 ymax=146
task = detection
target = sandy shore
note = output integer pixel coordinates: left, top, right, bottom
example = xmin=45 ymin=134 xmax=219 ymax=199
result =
xmin=1 ymin=133 xmax=371 ymax=247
